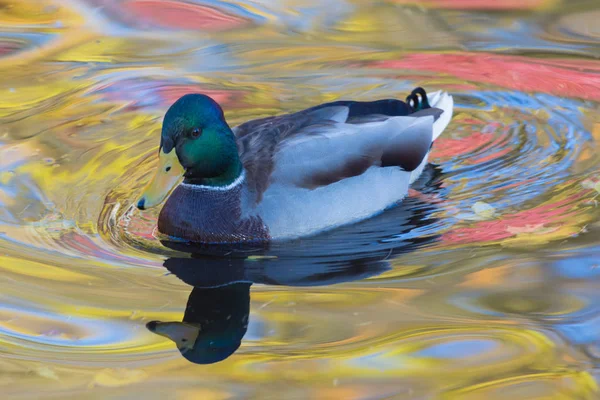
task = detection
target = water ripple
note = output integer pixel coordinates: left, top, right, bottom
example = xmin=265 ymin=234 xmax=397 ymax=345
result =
xmin=0 ymin=1 xmax=599 ymax=398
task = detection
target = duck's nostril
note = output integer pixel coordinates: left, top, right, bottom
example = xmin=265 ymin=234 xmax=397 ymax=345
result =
xmin=146 ymin=321 xmax=158 ymax=331
xmin=137 ymin=198 xmax=146 ymax=210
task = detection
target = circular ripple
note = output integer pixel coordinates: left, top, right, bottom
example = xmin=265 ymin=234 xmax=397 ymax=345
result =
xmin=0 ymin=304 xmax=163 ymax=364
xmin=444 ymin=371 xmax=598 ymax=400
xmin=103 ymin=88 xmax=598 ymax=266
xmin=238 ymin=306 xmax=563 ymax=378
xmin=345 ymin=326 xmax=557 ymax=376
xmin=454 ymin=289 xmax=590 ymax=318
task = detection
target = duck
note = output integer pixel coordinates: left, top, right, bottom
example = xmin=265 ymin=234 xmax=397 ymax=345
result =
xmin=136 ymin=87 xmax=453 ymax=243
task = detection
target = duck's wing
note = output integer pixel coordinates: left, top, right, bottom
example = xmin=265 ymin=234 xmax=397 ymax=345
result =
xmin=234 ymin=91 xmax=453 ymax=200
xmin=233 ymin=105 xmax=352 ymax=199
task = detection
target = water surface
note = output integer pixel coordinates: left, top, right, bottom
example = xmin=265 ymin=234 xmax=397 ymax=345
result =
xmin=1 ymin=0 xmax=600 ymax=398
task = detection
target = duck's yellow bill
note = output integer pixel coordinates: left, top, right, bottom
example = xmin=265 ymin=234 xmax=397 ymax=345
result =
xmin=137 ymin=147 xmax=185 ymax=210
xmin=146 ymin=321 xmax=200 ymax=351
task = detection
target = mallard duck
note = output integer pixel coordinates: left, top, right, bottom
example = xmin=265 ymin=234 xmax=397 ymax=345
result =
xmin=137 ymin=87 xmax=453 ymax=243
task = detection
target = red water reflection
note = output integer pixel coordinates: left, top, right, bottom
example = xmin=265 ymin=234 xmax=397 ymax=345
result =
xmin=442 ymin=193 xmax=585 ymax=245
xmin=88 ymin=0 xmax=249 ymax=31
xmin=432 ymin=132 xmax=497 ymax=160
xmin=0 ymin=40 xmax=24 ymax=57
xmin=155 ymin=85 xmax=242 ymax=107
xmin=375 ymin=53 xmax=600 ymax=101
xmin=94 ymin=78 xmax=245 ymax=110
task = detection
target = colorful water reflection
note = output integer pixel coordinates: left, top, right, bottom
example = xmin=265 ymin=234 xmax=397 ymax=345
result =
xmin=0 ymin=0 xmax=599 ymax=399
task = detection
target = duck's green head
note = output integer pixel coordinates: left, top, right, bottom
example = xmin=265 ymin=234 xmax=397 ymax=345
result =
xmin=137 ymin=94 xmax=242 ymax=210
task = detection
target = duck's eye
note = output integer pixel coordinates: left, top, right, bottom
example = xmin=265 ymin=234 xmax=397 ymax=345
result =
xmin=165 ymin=166 xmax=171 ymax=172
xmin=191 ymin=128 xmax=202 ymax=138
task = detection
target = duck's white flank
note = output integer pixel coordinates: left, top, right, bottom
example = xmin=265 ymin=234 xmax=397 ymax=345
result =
xmin=254 ymin=91 xmax=454 ymax=240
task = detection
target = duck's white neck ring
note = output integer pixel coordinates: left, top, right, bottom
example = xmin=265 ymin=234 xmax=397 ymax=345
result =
xmin=180 ymin=171 xmax=246 ymax=192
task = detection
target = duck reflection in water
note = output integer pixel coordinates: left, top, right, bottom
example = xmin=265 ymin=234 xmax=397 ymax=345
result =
xmin=147 ymin=280 xmax=250 ymax=365
xmin=146 ymin=165 xmax=444 ymax=364
xmin=146 ymin=255 xmax=392 ymax=364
